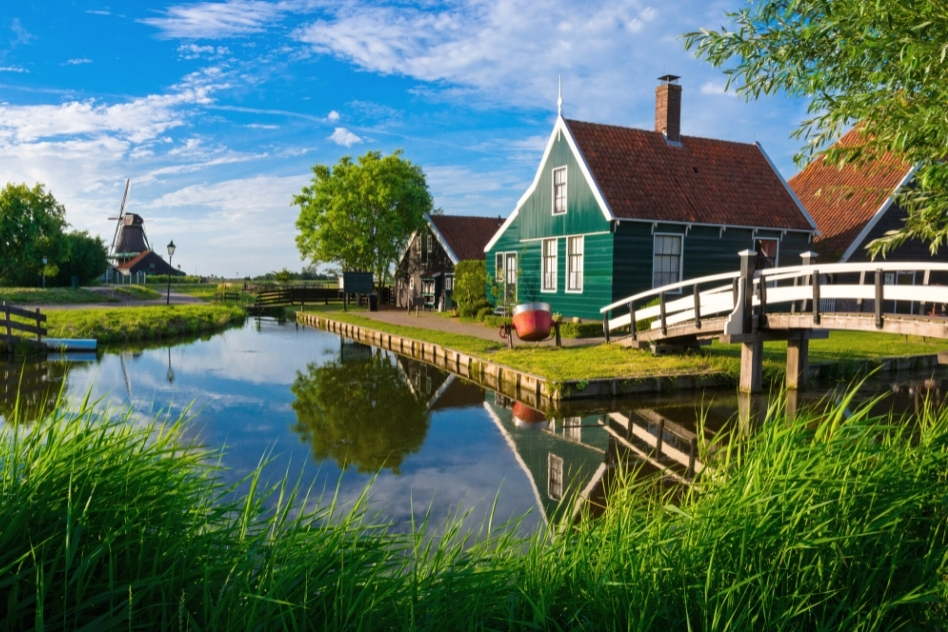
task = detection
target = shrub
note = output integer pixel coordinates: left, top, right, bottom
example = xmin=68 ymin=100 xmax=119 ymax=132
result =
xmin=453 ymin=260 xmax=487 ymax=316
xmin=558 ymin=321 xmax=603 ymax=338
xmin=475 ymin=306 xmax=494 ymax=321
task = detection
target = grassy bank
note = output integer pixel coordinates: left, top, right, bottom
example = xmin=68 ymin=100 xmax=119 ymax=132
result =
xmin=0 ymin=287 xmax=118 ymax=305
xmin=298 ymin=308 xmax=734 ymax=381
xmin=45 ymin=304 xmax=246 ymax=343
xmin=2 ymin=389 xmax=946 ymax=629
xmin=298 ymin=308 xmax=947 ymax=385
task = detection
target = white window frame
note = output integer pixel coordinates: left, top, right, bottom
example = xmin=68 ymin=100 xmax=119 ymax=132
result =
xmin=541 ymin=238 xmax=558 ymax=293
xmin=652 ymin=233 xmax=684 ymax=293
xmin=566 ymin=236 xmax=584 ymax=293
xmin=445 ymin=274 xmax=454 ymax=291
xmin=552 ymin=166 xmax=567 ymax=216
xmin=495 ymin=253 xmax=504 ymax=281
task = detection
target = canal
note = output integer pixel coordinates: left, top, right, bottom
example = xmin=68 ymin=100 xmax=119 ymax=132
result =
xmin=2 ymin=317 xmax=946 ymax=532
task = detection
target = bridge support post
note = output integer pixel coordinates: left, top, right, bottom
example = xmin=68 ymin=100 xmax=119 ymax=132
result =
xmin=786 ymin=334 xmax=809 ymax=390
xmin=739 ymin=337 xmax=763 ymax=393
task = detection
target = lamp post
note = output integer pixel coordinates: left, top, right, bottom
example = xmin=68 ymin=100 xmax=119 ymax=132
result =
xmin=166 ymin=346 xmax=175 ymax=384
xmin=166 ymin=240 xmax=176 ymax=305
xmin=41 ymin=257 xmax=47 ymax=289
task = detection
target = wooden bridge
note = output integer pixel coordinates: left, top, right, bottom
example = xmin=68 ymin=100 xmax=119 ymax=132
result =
xmin=600 ymin=251 xmax=948 ymax=393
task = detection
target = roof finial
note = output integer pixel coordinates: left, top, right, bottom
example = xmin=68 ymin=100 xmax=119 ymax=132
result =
xmin=557 ymin=74 xmax=563 ymax=116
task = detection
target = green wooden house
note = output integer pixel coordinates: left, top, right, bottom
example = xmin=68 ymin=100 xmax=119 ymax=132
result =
xmin=484 ymin=76 xmax=819 ymax=319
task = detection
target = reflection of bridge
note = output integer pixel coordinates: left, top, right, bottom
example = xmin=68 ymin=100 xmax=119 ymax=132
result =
xmin=601 ymin=252 xmax=948 ymax=392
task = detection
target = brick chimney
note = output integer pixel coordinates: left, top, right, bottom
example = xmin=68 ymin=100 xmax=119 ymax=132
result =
xmin=655 ymin=75 xmax=682 ymax=143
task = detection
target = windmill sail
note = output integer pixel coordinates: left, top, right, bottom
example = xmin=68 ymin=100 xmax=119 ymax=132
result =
xmin=107 ymin=179 xmax=152 ymax=265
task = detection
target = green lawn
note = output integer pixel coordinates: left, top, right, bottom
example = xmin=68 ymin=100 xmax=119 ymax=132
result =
xmin=299 ymin=308 xmax=948 ymax=384
xmin=109 ymin=284 xmax=162 ymax=301
xmin=45 ymin=304 xmax=246 ymax=344
xmin=0 ymin=287 xmax=118 ymax=305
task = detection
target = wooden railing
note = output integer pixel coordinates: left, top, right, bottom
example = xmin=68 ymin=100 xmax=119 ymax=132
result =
xmin=255 ymin=287 xmax=343 ymax=307
xmin=600 ymin=257 xmax=948 ymax=341
xmin=1 ymin=302 xmax=47 ymax=353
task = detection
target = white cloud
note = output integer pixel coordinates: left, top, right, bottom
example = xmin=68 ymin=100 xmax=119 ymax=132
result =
xmin=0 ymin=66 xmax=28 ymax=73
xmin=141 ymin=0 xmax=291 ymax=39
xmin=328 ymin=127 xmax=361 ymax=147
xmin=0 ymin=67 xmax=226 ymax=144
xmin=177 ymin=43 xmax=230 ymax=60
xmin=295 ymin=0 xmax=663 ymax=118
xmin=326 ymin=109 xmax=339 ymax=122
xmin=86 ymin=9 xmax=111 ymax=16
xmin=10 ymin=18 xmax=35 ymax=47
xmin=245 ymin=123 xmax=279 ymax=129
xmin=65 ymin=58 xmax=93 ymax=65
xmin=700 ymin=81 xmax=737 ymax=97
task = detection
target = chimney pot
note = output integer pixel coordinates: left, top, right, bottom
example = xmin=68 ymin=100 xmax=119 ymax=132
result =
xmin=655 ymin=75 xmax=682 ymax=143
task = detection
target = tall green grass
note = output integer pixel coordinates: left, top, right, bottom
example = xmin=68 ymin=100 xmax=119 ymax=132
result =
xmin=2 ymin=386 xmax=947 ymax=630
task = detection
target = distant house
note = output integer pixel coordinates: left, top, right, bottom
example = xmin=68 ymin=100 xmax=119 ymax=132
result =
xmin=117 ymin=250 xmax=185 ymax=277
xmin=484 ymin=76 xmax=818 ymax=320
xmin=396 ymin=213 xmax=503 ymax=310
xmin=788 ymin=128 xmax=927 ymax=264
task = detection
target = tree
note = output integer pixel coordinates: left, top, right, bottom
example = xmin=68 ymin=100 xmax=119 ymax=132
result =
xmin=293 ymin=150 xmax=433 ymax=288
xmin=453 ymin=260 xmax=487 ymax=316
xmin=54 ymin=231 xmax=108 ymax=286
xmin=274 ymin=267 xmax=293 ymax=285
xmin=0 ymin=183 xmax=67 ymax=285
xmin=290 ymin=352 xmax=430 ymax=474
xmin=684 ymin=2 xmax=948 ymax=255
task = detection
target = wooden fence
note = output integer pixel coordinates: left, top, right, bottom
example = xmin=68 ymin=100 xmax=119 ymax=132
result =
xmin=2 ymin=302 xmax=47 ymax=353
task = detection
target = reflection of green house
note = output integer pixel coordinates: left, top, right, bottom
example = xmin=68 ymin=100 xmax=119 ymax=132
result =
xmin=482 ymin=392 xmax=610 ymax=522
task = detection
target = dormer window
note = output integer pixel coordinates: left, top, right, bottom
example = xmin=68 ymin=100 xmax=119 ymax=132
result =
xmin=552 ymin=167 xmax=567 ymax=215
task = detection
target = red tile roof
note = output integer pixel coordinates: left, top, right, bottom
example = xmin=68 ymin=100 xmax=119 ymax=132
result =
xmin=429 ymin=214 xmax=503 ymax=262
xmin=116 ymin=250 xmax=151 ymax=270
xmin=564 ymin=119 xmax=814 ymax=231
xmin=787 ymin=128 xmax=912 ymax=261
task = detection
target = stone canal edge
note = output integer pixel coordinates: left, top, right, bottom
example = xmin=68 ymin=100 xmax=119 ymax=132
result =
xmin=295 ymin=312 xmax=948 ymax=404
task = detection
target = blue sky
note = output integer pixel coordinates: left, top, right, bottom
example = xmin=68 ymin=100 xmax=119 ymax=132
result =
xmin=0 ymin=1 xmax=812 ymax=277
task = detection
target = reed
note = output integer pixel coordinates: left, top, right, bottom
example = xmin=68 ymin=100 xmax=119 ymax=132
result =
xmin=2 ymin=385 xmax=947 ymax=630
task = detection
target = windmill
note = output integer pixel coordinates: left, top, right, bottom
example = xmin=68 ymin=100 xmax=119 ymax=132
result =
xmin=107 ymin=179 xmax=151 ymax=265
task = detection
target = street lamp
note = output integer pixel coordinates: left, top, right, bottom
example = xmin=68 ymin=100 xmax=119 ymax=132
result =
xmin=42 ymin=256 xmax=47 ymax=289
xmin=166 ymin=240 xmax=176 ymax=306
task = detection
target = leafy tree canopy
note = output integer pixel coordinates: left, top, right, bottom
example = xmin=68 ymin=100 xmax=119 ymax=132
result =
xmin=0 ymin=183 xmax=67 ymax=286
xmin=293 ymin=150 xmax=433 ymax=287
xmin=684 ymin=2 xmax=948 ymax=255
xmin=290 ymin=349 xmax=430 ymax=474
xmin=54 ymin=231 xmax=108 ymax=286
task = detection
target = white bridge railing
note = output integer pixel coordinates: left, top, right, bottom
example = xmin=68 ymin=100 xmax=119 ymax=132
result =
xmin=600 ymin=257 xmax=948 ymax=340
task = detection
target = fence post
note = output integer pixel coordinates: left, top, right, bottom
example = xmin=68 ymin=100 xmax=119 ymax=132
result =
xmin=737 ymin=250 xmax=757 ymax=334
xmin=693 ymin=284 xmax=701 ymax=328
xmin=35 ymin=308 xmax=41 ymax=344
xmin=800 ymin=251 xmax=817 ymax=313
xmin=856 ymin=270 xmax=866 ymax=312
xmin=628 ymin=301 xmax=636 ymax=340
xmin=875 ymin=269 xmax=884 ymax=329
xmin=659 ymin=291 xmax=667 ymax=335
xmin=812 ymin=269 xmax=821 ymax=325
xmin=603 ymin=312 xmax=610 ymax=343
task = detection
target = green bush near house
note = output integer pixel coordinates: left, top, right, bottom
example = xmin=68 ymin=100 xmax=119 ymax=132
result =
xmin=453 ymin=260 xmax=487 ymax=316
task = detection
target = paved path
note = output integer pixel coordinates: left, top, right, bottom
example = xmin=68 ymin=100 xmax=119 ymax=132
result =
xmin=351 ymin=308 xmax=605 ymax=348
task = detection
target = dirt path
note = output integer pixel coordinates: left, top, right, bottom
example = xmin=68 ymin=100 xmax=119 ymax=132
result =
xmin=352 ymin=308 xmax=605 ymax=348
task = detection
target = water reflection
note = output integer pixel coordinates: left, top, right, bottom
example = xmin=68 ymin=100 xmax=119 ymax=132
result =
xmin=291 ymin=345 xmax=431 ymax=474
xmin=0 ymin=355 xmax=77 ymax=422
xmin=3 ymin=318 xmax=948 ymax=533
